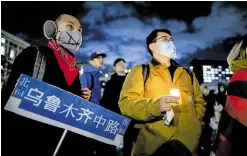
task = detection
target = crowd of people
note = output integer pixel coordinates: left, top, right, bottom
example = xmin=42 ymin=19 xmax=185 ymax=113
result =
xmin=1 ymin=13 xmax=247 ymax=156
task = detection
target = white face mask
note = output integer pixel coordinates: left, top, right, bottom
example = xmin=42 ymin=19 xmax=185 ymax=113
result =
xmin=56 ymin=31 xmax=82 ymax=52
xmin=158 ymin=41 xmax=176 ymax=59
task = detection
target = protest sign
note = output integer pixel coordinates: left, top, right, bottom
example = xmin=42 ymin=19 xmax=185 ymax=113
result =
xmin=5 ymin=74 xmax=130 ymax=148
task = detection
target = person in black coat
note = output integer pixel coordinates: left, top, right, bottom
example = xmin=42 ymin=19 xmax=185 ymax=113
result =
xmin=1 ymin=14 xmax=93 ymax=156
xmin=215 ymin=83 xmax=227 ymax=107
xmin=96 ymin=58 xmax=127 ymax=156
xmin=198 ymin=87 xmax=215 ymax=156
xmin=101 ymin=58 xmax=127 ymax=114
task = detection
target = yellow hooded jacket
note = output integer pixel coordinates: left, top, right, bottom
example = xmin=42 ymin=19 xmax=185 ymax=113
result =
xmin=119 ymin=59 xmax=206 ymax=156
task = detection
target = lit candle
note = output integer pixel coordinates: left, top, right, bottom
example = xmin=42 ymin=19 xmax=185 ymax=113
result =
xmin=170 ymin=88 xmax=181 ymax=104
xmin=169 ymin=88 xmax=181 ymax=97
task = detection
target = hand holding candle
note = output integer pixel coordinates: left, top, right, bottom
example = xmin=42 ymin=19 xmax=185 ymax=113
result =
xmin=162 ymin=89 xmax=181 ymax=125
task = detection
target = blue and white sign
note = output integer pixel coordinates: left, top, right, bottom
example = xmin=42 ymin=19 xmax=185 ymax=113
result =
xmin=5 ymin=74 xmax=130 ymax=146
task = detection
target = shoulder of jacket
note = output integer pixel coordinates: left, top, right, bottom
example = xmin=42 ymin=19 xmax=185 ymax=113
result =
xmin=127 ymin=65 xmax=143 ymax=75
xmin=17 ymin=46 xmax=39 ymax=58
xmin=131 ymin=64 xmax=143 ymax=71
xmin=22 ymin=45 xmax=53 ymax=56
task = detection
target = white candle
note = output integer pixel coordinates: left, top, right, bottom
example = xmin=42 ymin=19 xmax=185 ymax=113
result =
xmin=169 ymin=89 xmax=180 ymax=97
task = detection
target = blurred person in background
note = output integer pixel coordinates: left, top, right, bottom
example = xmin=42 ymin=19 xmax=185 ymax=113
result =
xmin=98 ymin=58 xmax=127 ymax=156
xmin=79 ymin=52 xmax=106 ymax=155
xmin=1 ymin=14 xmax=92 ymax=156
xmin=198 ymin=87 xmax=215 ymax=156
xmin=201 ymin=85 xmax=210 ymax=100
xmin=101 ymin=58 xmax=127 ymax=114
xmin=215 ymin=83 xmax=227 ymax=107
xmin=212 ymin=34 xmax=247 ymax=156
xmin=119 ymin=29 xmax=206 ymax=156
xmin=79 ymin=52 xmax=106 ymax=105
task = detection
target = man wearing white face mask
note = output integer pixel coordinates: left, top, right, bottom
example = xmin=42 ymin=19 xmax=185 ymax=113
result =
xmin=1 ymin=14 xmax=94 ymax=156
xmin=119 ymin=29 xmax=206 ymax=156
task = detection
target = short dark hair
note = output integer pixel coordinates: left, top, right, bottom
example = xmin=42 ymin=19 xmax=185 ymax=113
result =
xmin=113 ymin=58 xmax=126 ymax=66
xmin=146 ymin=29 xmax=172 ymax=56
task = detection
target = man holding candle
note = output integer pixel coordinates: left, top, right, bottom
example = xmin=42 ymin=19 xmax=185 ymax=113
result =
xmin=119 ymin=29 xmax=206 ymax=156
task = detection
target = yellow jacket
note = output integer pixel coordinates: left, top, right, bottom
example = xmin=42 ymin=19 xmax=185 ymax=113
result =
xmin=119 ymin=59 xmax=206 ymax=156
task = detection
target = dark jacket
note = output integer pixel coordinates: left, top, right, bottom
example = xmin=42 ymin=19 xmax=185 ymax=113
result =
xmin=79 ymin=64 xmax=102 ymax=105
xmin=101 ymin=73 xmax=126 ymax=114
xmin=1 ymin=46 xmax=94 ymax=156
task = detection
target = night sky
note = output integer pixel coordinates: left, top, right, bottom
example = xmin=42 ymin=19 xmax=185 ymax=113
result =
xmin=1 ymin=1 xmax=247 ymax=69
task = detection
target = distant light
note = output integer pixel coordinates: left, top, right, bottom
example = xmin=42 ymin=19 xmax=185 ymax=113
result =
xmin=190 ymin=66 xmax=193 ymax=71
xmin=219 ymin=74 xmax=222 ymax=76
xmin=1 ymin=46 xmax=5 ymax=56
xmin=226 ymin=77 xmax=230 ymax=80
xmin=226 ymin=71 xmax=229 ymax=74
xmin=218 ymin=66 xmax=222 ymax=68
xmin=9 ymin=49 xmax=16 ymax=59
xmin=1 ymin=38 xmax=6 ymax=44
xmin=124 ymin=69 xmax=128 ymax=73
xmin=222 ymin=71 xmax=225 ymax=74
xmin=105 ymin=74 xmax=109 ymax=78
xmin=128 ymin=69 xmax=131 ymax=72
xmin=230 ymin=71 xmax=233 ymax=74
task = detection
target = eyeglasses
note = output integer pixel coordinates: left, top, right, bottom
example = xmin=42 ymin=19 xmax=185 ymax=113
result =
xmin=152 ymin=36 xmax=174 ymax=43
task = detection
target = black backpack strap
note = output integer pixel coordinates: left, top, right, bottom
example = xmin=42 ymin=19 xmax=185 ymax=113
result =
xmin=142 ymin=64 xmax=150 ymax=86
xmin=32 ymin=46 xmax=47 ymax=81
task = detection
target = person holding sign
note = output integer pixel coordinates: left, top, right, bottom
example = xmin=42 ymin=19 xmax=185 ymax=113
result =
xmin=1 ymin=14 xmax=93 ymax=156
xmin=119 ymin=29 xmax=206 ymax=156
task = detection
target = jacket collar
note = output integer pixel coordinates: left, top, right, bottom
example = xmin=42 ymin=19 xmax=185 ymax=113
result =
xmin=150 ymin=58 xmax=182 ymax=67
xmin=150 ymin=58 xmax=184 ymax=84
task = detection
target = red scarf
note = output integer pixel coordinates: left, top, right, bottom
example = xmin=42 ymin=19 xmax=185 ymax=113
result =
xmin=48 ymin=40 xmax=79 ymax=86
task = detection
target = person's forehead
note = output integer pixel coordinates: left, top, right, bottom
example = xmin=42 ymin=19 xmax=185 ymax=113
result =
xmin=117 ymin=60 xmax=125 ymax=64
xmin=157 ymin=32 xmax=171 ymax=38
xmin=60 ymin=15 xmax=81 ymax=26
